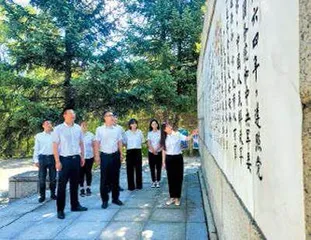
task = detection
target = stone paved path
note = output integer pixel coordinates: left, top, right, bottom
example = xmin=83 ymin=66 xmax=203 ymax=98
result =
xmin=0 ymin=157 xmax=208 ymax=240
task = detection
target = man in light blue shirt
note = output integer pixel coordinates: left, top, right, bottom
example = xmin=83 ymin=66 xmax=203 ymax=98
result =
xmin=33 ymin=120 xmax=56 ymax=203
xmin=94 ymin=111 xmax=124 ymax=209
xmin=52 ymin=109 xmax=87 ymax=219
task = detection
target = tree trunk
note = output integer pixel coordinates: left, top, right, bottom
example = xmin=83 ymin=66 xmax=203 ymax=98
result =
xmin=64 ymin=31 xmax=75 ymax=109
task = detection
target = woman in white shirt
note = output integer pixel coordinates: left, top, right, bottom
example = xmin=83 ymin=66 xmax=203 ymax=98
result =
xmin=160 ymin=121 xmax=193 ymax=206
xmin=147 ymin=119 xmax=162 ymax=188
xmin=79 ymin=121 xmax=95 ymax=197
xmin=124 ymin=118 xmax=145 ymax=190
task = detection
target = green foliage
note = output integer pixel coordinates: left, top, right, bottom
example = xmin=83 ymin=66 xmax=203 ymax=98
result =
xmin=0 ymin=0 xmax=205 ymax=157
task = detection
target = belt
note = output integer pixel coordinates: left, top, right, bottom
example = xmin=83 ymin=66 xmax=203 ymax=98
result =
xmin=101 ymin=151 xmax=118 ymax=155
xmin=60 ymin=155 xmax=80 ymax=159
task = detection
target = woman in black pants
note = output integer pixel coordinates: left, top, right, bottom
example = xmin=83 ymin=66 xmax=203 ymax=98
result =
xmin=124 ymin=118 xmax=145 ymax=190
xmin=147 ymin=119 xmax=162 ymax=188
xmin=160 ymin=122 xmax=193 ymax=206
xmin=79 ymin=121 xmax=95 ymax=196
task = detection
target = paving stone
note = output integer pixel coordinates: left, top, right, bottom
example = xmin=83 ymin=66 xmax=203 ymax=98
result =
xmin=150 ymin=209 xmax=186 ymax=222
xmin=123 ymin=198 xmax=156 ymax=209
xmin=186 ymin=198 xmax=203 ymax=208
xmin=0 ymin=221 xmax=33 ymax=239
xmin=113 ymin=208 xmax=151 ymax=222
xmin=129 ymin=189 xmax=159 ymax=199
xmin=186 ymin=207 xmax=206 ymax=223
xmin=98 ymin=222 xmax=144 ymax=240
xmin=75 ymin=209 xmax=119 ymax=222
xmin=55 ymin=221 xmax=109 ymax=239
xmin=17 ymin=210 xmax=57 ymax=222
xmin=15 ymin=221 xmax=72 ymax=239
xmin=186 ymin=223 xmax=208 ymax=240
xmin=0 ymin=215 xmax=20 ymax=228
xmin=142 ymin=222 xmax=186 ymax=240
xmin=0 ymin=157 xmax=210 ymax=240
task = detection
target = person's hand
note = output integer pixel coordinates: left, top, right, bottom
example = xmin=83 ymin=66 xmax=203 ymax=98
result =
xmin=162 ymin=162 xmax=166 ymax=169
xmin=81 ymin=158 xmax=85 ymax=167
xmin=34 ymin=163 xmax=39 ymax=168
xmin=95 ymin=156 xmax=100 ymax=165
xmin=55 ymin=161 xmax=62 ymax=171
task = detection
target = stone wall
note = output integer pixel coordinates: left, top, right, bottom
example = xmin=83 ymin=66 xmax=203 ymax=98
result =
xmin=198 ymin=0 xmax=309 ymax=239
xmin=300 ymin=0 xmax=311 ymax=238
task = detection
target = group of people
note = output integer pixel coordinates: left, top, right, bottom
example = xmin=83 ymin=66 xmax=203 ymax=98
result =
xmin=33 ymin=108 xmax=195 ymax=220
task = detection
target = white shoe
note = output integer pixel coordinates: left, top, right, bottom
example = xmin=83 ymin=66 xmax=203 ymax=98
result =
xmin=151 ymin=182 xmax=156 ymax=188
xmin=155 ymin=181 xmax=160 ymax=188
xmin=175 ymin=198 xmax=181 ymax=206
xmin=166 ymin=198 xmax=175 ymax=205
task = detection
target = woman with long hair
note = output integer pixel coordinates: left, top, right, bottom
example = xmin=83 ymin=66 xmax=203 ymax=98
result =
xmin=147 ymin=119 xmax=162 ymax=188
xmin=124 ymin=118 xmax=145 ymax=190
xmin=161 ymin=121 xmax=193 ymax=206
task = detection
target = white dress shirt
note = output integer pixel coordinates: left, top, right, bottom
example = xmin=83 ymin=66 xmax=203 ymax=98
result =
xmin=83 ymin=131 xmax=95 ymax=159
xmin=124 ymin=129 xmax=144 ymax=150
xmin=147 ymin=130 xmax=161 ymax=153
xmin=95 ymin=125 xmax=122 ymax=154
xmin=165 ymin=131 xmax=187 ymax=155
xmin=52 ymin=123 xmax=83 ymax=157
xmin=115 ymin=124 xmax=125 ymax=143
xmin=33 ymin=131 xmax=53 ymax=163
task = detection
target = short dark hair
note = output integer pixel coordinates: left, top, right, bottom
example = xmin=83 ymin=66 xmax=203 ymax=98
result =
xmin=128 ymin=118 xmax=138 ymax=129
xmin=62 ymin=108 xmax=74 ymax=115
xmin=103 ymin=110 xmax=113 ymax=117
xmin=149 ymin=119 xmax=160 ymax=131
xmin=42 ymin=119 xmax=50 ymax=125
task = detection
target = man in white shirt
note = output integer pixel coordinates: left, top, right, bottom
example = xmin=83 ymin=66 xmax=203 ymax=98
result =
xmin=52 ymin=109 xmax=88 ymax=219
xmin=94 ymin=111 xmax=124 ymax=209
xmin=33 ymin=120 xmax=56 ymax=203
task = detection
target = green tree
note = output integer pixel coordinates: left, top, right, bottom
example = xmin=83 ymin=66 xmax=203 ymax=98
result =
xmin=2 ymin=0 xmax=117 ymax=108
xmin=123 ymin=0 xmax=205 ymax=126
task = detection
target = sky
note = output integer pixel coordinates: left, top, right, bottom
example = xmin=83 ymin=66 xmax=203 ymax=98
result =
xmin=13 ymin=0 xmax=30 ymax=7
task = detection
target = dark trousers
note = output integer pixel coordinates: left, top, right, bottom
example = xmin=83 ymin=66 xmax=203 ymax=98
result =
xmin=79 ymin=158 xmax=94 ymax=187
xmin=100 ymin=152 xmax=120 ymax=203
xmin=148 ymin=151 xmax=162 ymax=182
xmin=166 ymin=154 xmax=184 ymax=198
xmin=38 ymin=155 xmax=56 ymax=198
xmin=126 ymin=149 xmax=142 ymax=190
xmin=57 ymin=155 xmax=80 ymax=212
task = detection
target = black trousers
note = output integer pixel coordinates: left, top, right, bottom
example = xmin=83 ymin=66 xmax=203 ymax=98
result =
xmin=100 ymin=152 xmax=120 ymax=202
xmin=57 ymin=155 xmax=81 ymax=212
xmin=148 ymin=151 xmax=162 ymax=182
xmin=126 ymin=149 xmax=142 ymax=190
xmin=38 ymin=155 xmax=56 ymax=198
xmin=166 ymin=154 xmax=184 ymax=198
xmin=79 ymin=158 xmax=94 ymax=187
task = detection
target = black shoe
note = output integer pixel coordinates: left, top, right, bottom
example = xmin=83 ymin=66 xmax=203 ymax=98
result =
xmin=38 ymin=197 xmax=45 ymax=203
xmin=71 ymin=205 xmax=88 ymax=212
xmin=80 ymin=189 xmax=86 ymax=197
xmin=51 ymin=193 xmax=57 ymax=200
xmin=57 ymin=211 xmax=65 ymax=219
xmin=86 ymin=188 xmax=92 ymax=196
xmin=119 ymin=186 xmax=124 ymax=191
xmin=101 ymin=202 xmax=108 ymax=209
xmin=112 ymin=199 xmax=123 ymax=206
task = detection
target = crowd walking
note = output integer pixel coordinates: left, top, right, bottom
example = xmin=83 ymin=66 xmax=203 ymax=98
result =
xmin=33 ymin=108 xmax=196 ymax=219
